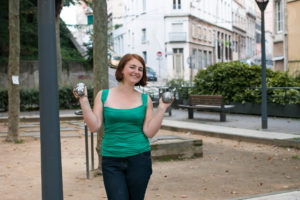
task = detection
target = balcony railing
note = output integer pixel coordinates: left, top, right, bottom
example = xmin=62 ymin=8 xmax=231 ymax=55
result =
xmin=169 ymin=32 xmax=187 ymax=42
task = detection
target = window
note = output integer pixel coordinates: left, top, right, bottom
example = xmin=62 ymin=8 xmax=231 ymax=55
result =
xmin=256 ymin=32 xmax=261 ymax=43
xmin=173 ymin=0 xmax=181 ymax=9
xmin=172 ymin=23 xmax=183 ymax=32
xmin=132 ymin=32 xmax=135 ymax=49
xmin=141 ymin=28 xmax=146 ymax=43
xmin=208 ymin=51 xmax=212 ymax=66
xmin=225 ymin=34 xmax=228 ymax=60
xmin=87 ymin=15 xmax=93 ymax=25
xmin=143 ymin=0 xmax=146 ymax=12
xmin=143 ymin=51 xmax=147 ymax=63
xmin=217 ymin=32 xmax=221 ymax=59
xmin=192 ymin=24 xmax=197 ymax=38
xmin=203 ymin=51 xmax=207 ymax=68
xmin=203 ymin=28 xmax=207 ymax=41
xmin=173 ymin=48 xmax=183 ymax=54
xmin=198 ymin=25 xmax=202 ymax=39
xmin=198 ymin=49 xmax=202 ymax=69
xmin=192 ymin=48 xmax=197 ymax=68
xmin=276 ymin=0 xmax=283 ymax=33
xmin=208 ymin=29 xmax=212 ymax=42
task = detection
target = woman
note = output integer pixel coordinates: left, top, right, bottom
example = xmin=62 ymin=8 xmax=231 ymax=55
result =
xmin=73 ymin=53 xmax=173 ymax=200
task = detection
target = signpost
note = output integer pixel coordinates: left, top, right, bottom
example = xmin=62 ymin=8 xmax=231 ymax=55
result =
xmin=187 ymin=55 xmax=196 ymax=85
xmin=157 ymin=51 xmax=162 ymax=77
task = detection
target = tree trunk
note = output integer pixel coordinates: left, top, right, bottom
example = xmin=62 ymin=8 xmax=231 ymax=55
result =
xmin=7 ymin=0 xmax=20 ymax=142
xmin=56 ymin=18 xmax=62 ymax=86
xmin=55 ymin=0 xmax=64 ymax=86
xmin=93 ymin=0 xmax=108 ymax=175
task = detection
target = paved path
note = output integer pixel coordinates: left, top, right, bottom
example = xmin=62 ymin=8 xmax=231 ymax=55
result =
xmin=228 ymin=190 xmax=300 ymax=200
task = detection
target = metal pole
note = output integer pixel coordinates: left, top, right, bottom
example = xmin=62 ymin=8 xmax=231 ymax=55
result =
xmin=84 ymin=123 xmax=90 ymax=179
xmin=260 ymin=3 xmax=268 ymax=129
xmin=159 ymin=58 xmax=161 ymax=78
xmin=38 ymin=0 xmax=63 ymax=199
xmin=91 ymin=132 xmax=94 ymax=171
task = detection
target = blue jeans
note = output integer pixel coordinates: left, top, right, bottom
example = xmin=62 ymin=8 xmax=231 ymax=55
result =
xmin=102 ymin=151 xmax=152 ymax=200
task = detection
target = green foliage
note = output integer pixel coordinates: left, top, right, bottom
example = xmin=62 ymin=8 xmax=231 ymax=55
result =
xmin=20 ymin=89 xmax=39 ymax=111
xmin=167 ymin=78 xmax=190 ymax=87
xmin=0 ymin=87 xmax=94 ymax=111
xmin=166 ymin=79 xmax=194 ymax=105
xmin=15 ymin=139 xmax=24 ymax=144
xmin=0 ymin=0 xmax=9 ymax=62
xmin=0 ymin=0 xmax=87 ymax=64
xmin=60 ymin=20 xmax=87 ymax=64
xmin=193 ymin=61 xmax=300 ymax=105
xmin=291 ymin=155 xmax=299 ymax=160
xmin=0 ymin=90 xmax=8 ymax=110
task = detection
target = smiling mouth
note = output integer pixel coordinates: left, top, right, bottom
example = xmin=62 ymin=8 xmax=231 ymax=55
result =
xmin=130 ymin=74 xmax=141 ymax=79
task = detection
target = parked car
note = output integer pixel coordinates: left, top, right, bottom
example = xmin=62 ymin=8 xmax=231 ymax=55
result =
xmin=146 ymin=66 xmax=157 ymax=81
xmin=109 ymin=54 xmax=121 ymax=68
xmin=239 ymin=58 xmax=255 ymax=66
xmin=253 ymin=58 xmax=273 ymax=69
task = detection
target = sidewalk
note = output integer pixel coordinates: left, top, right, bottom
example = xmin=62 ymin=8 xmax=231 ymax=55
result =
xmin=228 ymin=190 xmax=300 ymax=200
xmin=1 ymin=108 xmax=299 ymax=147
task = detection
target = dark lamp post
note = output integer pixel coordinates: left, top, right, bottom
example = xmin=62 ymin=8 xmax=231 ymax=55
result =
xmin=255 ymin=0 xmax=269 ymax=129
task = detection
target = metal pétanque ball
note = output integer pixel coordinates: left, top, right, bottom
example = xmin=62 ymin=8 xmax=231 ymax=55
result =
xmin=75 ymin=82 xmax=85 ymax=97
xmin=162 ymin=92 xmax=173 ymax=103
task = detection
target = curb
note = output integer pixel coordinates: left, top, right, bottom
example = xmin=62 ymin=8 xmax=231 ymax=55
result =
xmin=160 ymin=124 xmax=300 ymax=149
xmin=0 ymin=115 xmax=83 ymax=123
xmin=226 ymin=189 xmax=300 ymax=200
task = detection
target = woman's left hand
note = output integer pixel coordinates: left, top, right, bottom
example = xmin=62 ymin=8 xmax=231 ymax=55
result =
xmin=157 ymin=96 xmax=174 ymax=111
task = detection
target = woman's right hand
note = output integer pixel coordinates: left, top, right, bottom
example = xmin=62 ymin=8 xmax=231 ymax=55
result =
xmin=73 ymin=85 xmax=88 ymax=100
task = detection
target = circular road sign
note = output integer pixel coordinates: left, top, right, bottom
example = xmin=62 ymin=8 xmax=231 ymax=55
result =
xmin=157 ymin=51 xmax=162 ymax=57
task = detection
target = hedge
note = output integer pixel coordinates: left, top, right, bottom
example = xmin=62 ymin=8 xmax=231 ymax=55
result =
xmin=192 ymin=61 xmax=300 ymax=105
xmin=0 ymin=87 xmax=94 ymax=111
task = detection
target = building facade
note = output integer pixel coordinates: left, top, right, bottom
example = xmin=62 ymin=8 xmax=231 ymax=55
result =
xmin=286 ymin=0 xmax=300 ymax=76
xmin=60 ymin=0 xmax=93 ymax=56
xmin=108 ymin=0 xmax=257 ymax=82
xmin=272 ymin=0 xmax=300 ymax=76
xmin=232 ymin=0 xmax=247 ymax=61
xmin=112 ymin=0 xmax=250 ymax=82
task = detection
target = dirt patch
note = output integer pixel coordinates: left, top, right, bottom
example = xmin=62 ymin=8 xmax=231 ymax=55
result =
xmin=0 ymin=121 xmax=300 ymax=200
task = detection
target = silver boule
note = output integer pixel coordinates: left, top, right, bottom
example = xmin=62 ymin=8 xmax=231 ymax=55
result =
xmin=75 ymin=82 xmax=85 ymax=97
xmin=162 ymin=92 xmax=173 ymax=103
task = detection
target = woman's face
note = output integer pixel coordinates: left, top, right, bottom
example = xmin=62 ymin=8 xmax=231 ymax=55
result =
xmin=122 ymin=58 xmax=144 ymax=85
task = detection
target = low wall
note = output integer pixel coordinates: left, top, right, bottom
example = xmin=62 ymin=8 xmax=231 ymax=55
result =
xmin=0 ymin=61 xmax=93 ymax=89
xmin=230 ymin=102 xmax=300 ymax=118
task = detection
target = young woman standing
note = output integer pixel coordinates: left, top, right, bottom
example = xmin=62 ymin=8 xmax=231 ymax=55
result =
xmin=73 ymin=54 xmax=173 ymax=200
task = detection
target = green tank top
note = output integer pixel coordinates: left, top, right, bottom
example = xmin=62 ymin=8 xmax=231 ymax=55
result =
xmin=101 ymin=89 xmax=150 ymax=157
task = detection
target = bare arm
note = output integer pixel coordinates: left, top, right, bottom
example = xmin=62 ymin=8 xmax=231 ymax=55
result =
xmin=143 ymin=96 xmax=173 ymax=138
xmin=74 ymin=88 xmax=103 ymax=132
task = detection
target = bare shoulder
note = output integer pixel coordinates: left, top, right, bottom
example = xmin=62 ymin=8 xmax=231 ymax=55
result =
xmin=95 ymin=89 xmax=103 ymax=97
xmin=147 ymin=95 xmax=153 ymax=103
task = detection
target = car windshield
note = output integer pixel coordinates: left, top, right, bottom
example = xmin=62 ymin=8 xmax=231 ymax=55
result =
xmin=146 ymin=67 xmax=155 ymax=73
xmin=112 ymin=56 xmax=121 ymax=60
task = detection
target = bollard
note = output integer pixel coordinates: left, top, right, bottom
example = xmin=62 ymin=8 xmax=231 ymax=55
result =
xmin=75 ymin=110 xmax=90 ymax=179
xmin=84 ymin=123 xmax=90 ymax=179
xmin=91 ymin=132 xmax=94 ymax=171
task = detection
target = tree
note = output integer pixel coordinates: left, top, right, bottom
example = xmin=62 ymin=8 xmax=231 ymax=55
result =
xmin=93 ymin=0 xmax=108 ymax=175
xmin=7 ymin=0 xmax=20 ymax=142
xmin=55 ymin=0 xmax=64 ymax=86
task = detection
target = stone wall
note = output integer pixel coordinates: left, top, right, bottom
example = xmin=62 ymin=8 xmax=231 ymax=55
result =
xmin=0 ymin=61 xmax=93 ymax=89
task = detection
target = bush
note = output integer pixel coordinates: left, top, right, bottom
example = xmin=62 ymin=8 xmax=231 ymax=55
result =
xmin=0 ymin=87 xmax=94 ymax=111
xmin=193 ymin=61 xmax=300 ymax=105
